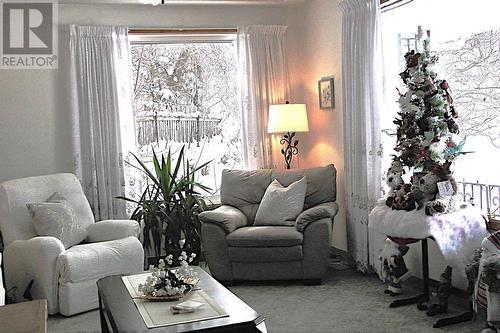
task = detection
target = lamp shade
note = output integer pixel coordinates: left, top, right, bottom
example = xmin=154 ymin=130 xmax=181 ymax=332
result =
xmin=267 ymin=103 xmax=309 ymax=133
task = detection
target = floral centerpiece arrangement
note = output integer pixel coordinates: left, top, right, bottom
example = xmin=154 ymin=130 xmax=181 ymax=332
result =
xmin=138 ymin=251 xmax=198 ymax=301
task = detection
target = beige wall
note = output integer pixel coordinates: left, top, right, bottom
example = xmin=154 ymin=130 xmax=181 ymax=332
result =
xmin=287 ymin=0 xmax=347 ymax=251
xmin=0 ymin=3 xmax=289 ymax=184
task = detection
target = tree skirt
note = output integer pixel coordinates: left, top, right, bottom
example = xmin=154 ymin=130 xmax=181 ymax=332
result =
xmin=369 ymin=199 xmax=488 ymax=278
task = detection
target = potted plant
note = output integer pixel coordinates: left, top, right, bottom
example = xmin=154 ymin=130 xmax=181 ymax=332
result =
xmin=118 ymin=146 xmax=210 ymax=267
xmin=169 ymin=157 xmax=209 ymax=265
xmin=128 ymin=185 xmax=166 ymax=265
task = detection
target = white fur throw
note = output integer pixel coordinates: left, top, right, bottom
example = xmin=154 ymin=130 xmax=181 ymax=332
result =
xmin=370 ymin=199 xmax=430 ymax=239
xmin=369 ymin=199 xmax=488 ymax=278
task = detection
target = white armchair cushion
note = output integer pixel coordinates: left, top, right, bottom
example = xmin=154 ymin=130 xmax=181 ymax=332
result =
xmin=58 ymin=236 xmax=143 ymax=283
xmin=27 ymin=199 xmax=86 ymax=249
xmin=86 ymin=220 xmax=140 ymax=243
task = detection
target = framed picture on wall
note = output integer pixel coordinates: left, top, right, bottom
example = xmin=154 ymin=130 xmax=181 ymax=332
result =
xmin=318 ymin=77 xmax=335 ymax=109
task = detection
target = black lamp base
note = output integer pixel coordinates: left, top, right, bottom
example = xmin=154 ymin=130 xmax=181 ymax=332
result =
xmin=280 ymin=132 xmax=299 ymax=169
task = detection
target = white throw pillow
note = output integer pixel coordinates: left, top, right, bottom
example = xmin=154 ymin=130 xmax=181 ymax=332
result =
xmin=254 ymin=177 xmax=307 ymax=226
xmin=27 ymin=192 xmax=87 ymax=249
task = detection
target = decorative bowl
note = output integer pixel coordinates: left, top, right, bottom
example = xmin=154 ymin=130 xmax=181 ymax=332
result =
xmin=142 ymin=294 xmax=185 ymax=302
xmin=141 ymin=278 xmax=199 ymax=302
xmin=138 ymin=252 xmax=200 ymax=302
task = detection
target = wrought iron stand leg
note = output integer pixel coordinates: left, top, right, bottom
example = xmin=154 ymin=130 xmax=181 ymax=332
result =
xmin=388 ymin=238 xmax=475 ymax=327
xmin=433 ymin=301 xmax=474 ymax=328
xmin=432 ymin=263 xmax=474 ymax=328
xmin=390 ymin=239 xmax=430 ymax=308
xmin=417 ymin=238 xmax=431 ymax=308
xmin=422 ymin=238 xmax=429 ymax=295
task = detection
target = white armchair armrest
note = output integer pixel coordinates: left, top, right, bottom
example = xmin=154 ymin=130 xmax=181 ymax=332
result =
xmin=86 ymin=220 xmax=140 ymax=243
xmin=3 ymin=236 xmax=65 ymax=314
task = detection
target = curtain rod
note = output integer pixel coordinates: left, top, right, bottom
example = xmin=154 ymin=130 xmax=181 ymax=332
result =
xmin=129 ymin=28 xmax=237 ymax=35
xmin=381 ymin=0 xmax=413 ymax=12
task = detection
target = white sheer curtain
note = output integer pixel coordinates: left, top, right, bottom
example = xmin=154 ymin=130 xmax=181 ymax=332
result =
xmin=237 ymin=25 xmax=290 ymax=169
xmin=69 ymin=25 xmax=136 ymax=220
xmin=340 ymin=0 xmax=384 ymax=271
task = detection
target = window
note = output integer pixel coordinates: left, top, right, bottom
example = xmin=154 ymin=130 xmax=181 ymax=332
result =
xmin=127 ymin=31 xmax=242 ymax=204
xmin=380 ymin=0 xmax=500 ymax=214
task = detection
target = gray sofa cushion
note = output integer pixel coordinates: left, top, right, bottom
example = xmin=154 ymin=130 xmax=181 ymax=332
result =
xmin=221 ymin=165 xmax=337 ymax=223
xmin=226 ymin=226 xmax=303 ymax=247
xmin=301 ymin=165 xmax=337 ymax=209
xmin=220 ymin=168 xmax=272 ymax=211
xmin=269 ymin=165 xmax=337 ymax=209
xmin=254 ymin=177 xmax=307 ymax=226
xmin=228 ymin=245 xmax=303 ymax=262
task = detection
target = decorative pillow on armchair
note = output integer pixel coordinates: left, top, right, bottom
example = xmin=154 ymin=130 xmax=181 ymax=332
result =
xmin=254 ymin=177 xmax=307 ymax=226
xmin=27 ymin=192 xmax=87 ymax=249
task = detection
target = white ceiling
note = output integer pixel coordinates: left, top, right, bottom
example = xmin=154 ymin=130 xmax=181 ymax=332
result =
xmin=59 ymin=0 xmax=305 ymax=5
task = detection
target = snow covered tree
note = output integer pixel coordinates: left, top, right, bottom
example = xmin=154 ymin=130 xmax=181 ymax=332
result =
xmin=437 ymin=29 xmax=500 ymax=148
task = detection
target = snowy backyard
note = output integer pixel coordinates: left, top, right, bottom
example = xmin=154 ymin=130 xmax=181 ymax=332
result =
xmin=125 ymin=41 xmax=242 ymax=206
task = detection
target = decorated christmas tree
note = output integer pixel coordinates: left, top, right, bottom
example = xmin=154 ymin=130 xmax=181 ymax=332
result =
xmin=385 ymin=32 xmax=465 ymax=215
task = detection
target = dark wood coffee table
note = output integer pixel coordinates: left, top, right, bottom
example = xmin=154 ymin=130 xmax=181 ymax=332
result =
xmin=97 ymin=266 xmax=266 ymax=332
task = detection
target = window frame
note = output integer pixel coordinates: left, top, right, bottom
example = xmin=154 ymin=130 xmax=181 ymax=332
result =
xmin=128 ymin=28 xmax=237 ymax=44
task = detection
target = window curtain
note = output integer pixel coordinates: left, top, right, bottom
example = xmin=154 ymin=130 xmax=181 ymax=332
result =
xmin=340 ymin=0 xmax=384 ymax=271
xmin=237 ymin=25 xmax=290 ymax=169
xmin=69 ymin=25 xmax=136 ymax=220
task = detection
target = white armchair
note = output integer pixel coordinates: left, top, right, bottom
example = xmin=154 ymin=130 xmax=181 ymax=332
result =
xmin=0 ymin=173 xmax=144 ymax=316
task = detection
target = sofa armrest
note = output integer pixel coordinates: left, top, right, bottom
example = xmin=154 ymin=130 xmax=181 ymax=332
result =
xmin=86 ymin=220 xmax=140 ymax=243
xmin=3 ymin=237 xmax=65 ymax=314
xmin=302 ymin=218 xmax=333 ymax=280
xmin=295 ymin=202 xmax=338 ymax=232
xmin=201 ymin=223 xmax=233 ymax=281
xmin=199 ymin=205 xmax=248 ymax=234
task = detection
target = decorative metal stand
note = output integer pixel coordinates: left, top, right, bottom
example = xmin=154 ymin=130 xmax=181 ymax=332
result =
xmin=280 ymin=132 xmax=299 ymax=169
xmin=387 ymin=237 xmax=474 ymax=328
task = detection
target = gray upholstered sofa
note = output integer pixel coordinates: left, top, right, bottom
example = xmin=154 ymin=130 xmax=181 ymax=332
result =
xmin=199 ymin=165 xmax=338 ymax=284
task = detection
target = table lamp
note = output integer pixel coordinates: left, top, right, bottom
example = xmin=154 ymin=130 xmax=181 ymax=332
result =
xmin=268 ymin=102 xmax=309 ymax=169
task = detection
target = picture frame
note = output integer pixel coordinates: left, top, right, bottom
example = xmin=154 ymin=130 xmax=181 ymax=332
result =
xmin=318 ymin=77 xmax=335 ymax=109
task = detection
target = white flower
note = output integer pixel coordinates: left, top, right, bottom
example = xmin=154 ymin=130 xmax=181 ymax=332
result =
xmin=140 ymin=253 xmax=195 ymax=299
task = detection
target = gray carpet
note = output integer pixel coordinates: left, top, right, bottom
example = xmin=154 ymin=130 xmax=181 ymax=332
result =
xmin=48 ymin=267 xmax=485 ymax=333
